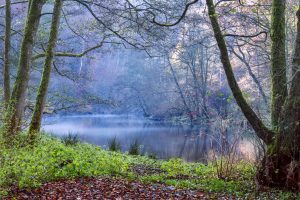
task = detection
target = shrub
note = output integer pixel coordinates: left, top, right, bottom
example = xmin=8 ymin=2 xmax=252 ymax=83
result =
xmin=211 ymin=159 xmax=255 ymax=181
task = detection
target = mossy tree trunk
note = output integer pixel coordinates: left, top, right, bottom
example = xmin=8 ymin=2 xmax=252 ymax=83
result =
xmin=257 ymin=6 xmax=300 ymax=190
xmin=270 ymin=0 xmax=288 ymax=130
xmin=3 ymin=0 xmax=11 ymax=105
xmin=3 ymin=0 xmax=45 ymax=139
xmin=206 ymin=0 xmax=300 ymax=190
xmin=28 ymin=0 xmax=63 ymax=143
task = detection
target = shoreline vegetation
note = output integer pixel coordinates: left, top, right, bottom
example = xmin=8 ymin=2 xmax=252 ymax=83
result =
xmin=0 ymin=133 xmax=298 ymax=199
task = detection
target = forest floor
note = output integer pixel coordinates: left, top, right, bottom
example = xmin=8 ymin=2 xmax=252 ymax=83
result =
xmin=0 ymin=133 xmax=298 ymax=199
xmin=5 ymin=177 xmax=212 ymax=199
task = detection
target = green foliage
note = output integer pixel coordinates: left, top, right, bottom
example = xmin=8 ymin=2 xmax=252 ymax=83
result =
xmin=139 ymin=175 xmax=164 ymax=183
xmin=61 ymin=132 xmax=80 ymax=146
xmin=0 ymin=136 xmax=129 ymax=189
xmin=167 ymin=179 xmax=197 ymax=189
xmin=152 ymin=159 xmax=254 ymax=195
xmin=194 ymin=163 xmax=216 ymax=178
xmin=128 ymin=139 xmax=141 ymax=155
xmin=108 ymin=137 xmax=121 ymax=152
xmin=0 ymin=130 xmax=31 ymax=148
xmin=232 ymin=161 xmax=256 ymax=181
xmin=161 ymin=158 xmax=191 ymax=177
xmin=197 ymin=178 xmax=242 ymax=193
xmin=278 ymin=191 xmax=294 ymax=200
xmin=0 ymin=134 xmax=298 ymax=199
xmin=214 ymin=159 xmax=255 ymax=181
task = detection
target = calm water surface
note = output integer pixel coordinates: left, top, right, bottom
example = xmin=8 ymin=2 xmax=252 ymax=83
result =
xmin=42 ymin=115 xmax=256 ymax=162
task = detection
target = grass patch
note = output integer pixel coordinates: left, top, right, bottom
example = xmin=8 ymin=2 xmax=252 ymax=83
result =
xmin=128 ymin=139 xmax=141 ymax=155
xmin=61 ymin=132 xmax=80 ymax=146
xmin=108 ymin=136 xmax=121 ymax=152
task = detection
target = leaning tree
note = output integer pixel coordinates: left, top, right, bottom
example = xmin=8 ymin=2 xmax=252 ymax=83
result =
xmin=137 ymin=0 xmax=300 ymax=189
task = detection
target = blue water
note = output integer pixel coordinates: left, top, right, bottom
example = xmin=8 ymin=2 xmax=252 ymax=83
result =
xmin=42 ymin=114 xmax=255 ymax=162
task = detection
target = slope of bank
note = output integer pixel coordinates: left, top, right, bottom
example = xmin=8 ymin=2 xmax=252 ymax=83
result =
xmin=0 ymin=134 xmax=297 ymax=199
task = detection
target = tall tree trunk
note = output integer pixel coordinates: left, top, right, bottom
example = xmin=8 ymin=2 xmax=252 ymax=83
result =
xmin=3 ymin=0 xmax=45 ymax=139
xmin=205 ymin=0 xmax=274 ymax=144
xmin=279 ymin=5 xmax=300 ymax=160
xmin=270 ymin=0 xmax=287 ymax=129
xmin=28 ymin=0 xmax=63 ymax=143
xmin=3 ymin=0 xmax=11 ymax=105
xmin=257 ymin=7 xmax=300 ymax=190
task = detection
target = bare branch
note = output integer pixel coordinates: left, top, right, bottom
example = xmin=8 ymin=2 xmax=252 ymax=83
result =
xmin=33 ymin=41 xmax=105 ymax=60
xmin=0 ymin=0 xmax=28 ymax=9
xmin=224 ymin=31 xmax=268 ymax=42
xmin=150 ymin=0 xmax=199 ymax=27
xmin=69 ymin=0 xmax=148 ymax=49
xmin=52 ymin=61 xmax=77 ymax=82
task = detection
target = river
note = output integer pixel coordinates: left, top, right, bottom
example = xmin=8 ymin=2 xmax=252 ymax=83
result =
xmin=42 ymin=114 xmax=257 ymax=162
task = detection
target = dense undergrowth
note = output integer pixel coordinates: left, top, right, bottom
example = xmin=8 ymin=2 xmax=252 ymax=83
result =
xmin=0 ymin=133 xmax=298 ymax=199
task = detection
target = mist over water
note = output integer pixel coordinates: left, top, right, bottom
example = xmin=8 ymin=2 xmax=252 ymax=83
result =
xmin=42 ymin=114 xmax=256 ymax=162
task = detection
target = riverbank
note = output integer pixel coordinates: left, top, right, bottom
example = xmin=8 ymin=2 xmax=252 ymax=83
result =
xmin=0 ymin=134 xmax=297 ymax=199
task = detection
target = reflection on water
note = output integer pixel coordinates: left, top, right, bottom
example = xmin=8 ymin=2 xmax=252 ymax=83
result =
xmin=42 ymin=114 xmax=256 ymax=162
